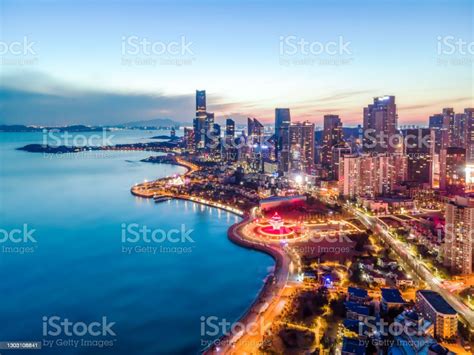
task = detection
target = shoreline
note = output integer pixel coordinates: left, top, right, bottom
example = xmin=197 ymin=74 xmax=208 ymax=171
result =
xmin=203 ymin=217 xmax=288 ymax=355
xmin=130 ymin=170 xmax=290 ymax=355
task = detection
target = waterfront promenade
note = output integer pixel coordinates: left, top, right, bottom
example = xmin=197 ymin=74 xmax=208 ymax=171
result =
xmin=204 ymin=215 xmax=298 ymax=355
xmin=130 ymin=159 xmax=298 ymax=354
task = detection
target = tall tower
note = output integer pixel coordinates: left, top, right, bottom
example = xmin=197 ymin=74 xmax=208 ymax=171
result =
xmin=275 ymin=108 xmax=291 ymax=173
xmin=193 ymin=90 xmax=207 ymax=150
xmin=321 ymin=115 xmax=343 ymax=179
xmin=289 ymin=121 xmax=315 ymax=174
xmin=363 ymin=96 xmax=398 ymax=153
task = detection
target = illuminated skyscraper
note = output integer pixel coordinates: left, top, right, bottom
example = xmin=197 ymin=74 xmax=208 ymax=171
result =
xmin=193 ymin=90 xmax=207 ymax=149
xmin=321 ymin=114 xmax=343 ymax=179
xmin=363 ymin=96 xmax=398 ymax=153
xmin=288 ymin=121 xmax=314 ymax=174
xmin=275 ymin=108 xmax=291 ymax=173
xmin=440 ymin=147 xmax=466 ymax=196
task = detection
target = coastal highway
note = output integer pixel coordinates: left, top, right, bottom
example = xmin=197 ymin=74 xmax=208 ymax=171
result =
xmin=348 ymin=204 xmax=474 ymax=330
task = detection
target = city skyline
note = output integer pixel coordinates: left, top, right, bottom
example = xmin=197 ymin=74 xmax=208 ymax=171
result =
xmin=0 ymin=0 xmax=472 ymax=126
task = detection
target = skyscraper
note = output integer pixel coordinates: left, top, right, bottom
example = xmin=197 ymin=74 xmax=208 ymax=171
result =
xmin=193 ymin=90 xmax=207 ymax=150
xmin=247 ymin=117 xmax=264 ymax=144
xmin=225 ymin=118 xmax=235 ymax=142
xmin=275 ymin=108 xmax=291 ymax=173
xmin=321 ymin=115 xmax=343 ymax=179
xmin=184 ymin=127 xmax=195 ymax=152
xmin=444 ymin=195 xmax=474 ymax=275
xmin=440 ymin=147 xmax=466 ymax=195
xmin=224 ymin=118 xmax=237 ymax=162
xmin=288 ymin=121 xmax=315 ymax=174
xmin=443 ymin=107 xmax=456 ymax=147
xmin=275 ymin=108 xmax=291 ymax=134
xmin=205 ymin=112 xmax=215 ymax=150
xmin=464 ymin=108 xmax=474 ymax=162
xmin=339 ymin=153 xmax=407 ymax=198
xmin=363 ymin=96 xmax=398 ymax=153
xmin=401 ymin=128 xmax=433 ymax=185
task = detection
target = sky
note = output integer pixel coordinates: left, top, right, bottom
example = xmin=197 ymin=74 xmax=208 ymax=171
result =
xmin=0 ymin=0 xmax=472 ymax=127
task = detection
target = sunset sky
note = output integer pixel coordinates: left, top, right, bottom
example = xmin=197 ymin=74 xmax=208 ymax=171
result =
xmin=0 ymin=0 xmax=472 ymax=127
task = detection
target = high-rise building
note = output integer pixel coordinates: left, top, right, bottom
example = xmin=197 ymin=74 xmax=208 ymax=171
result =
xmin=275 ymin=108 xmax=291 ymax=173
xmin=184 ymin=127 xmax=195 ymax=152
xmin=204 ymin=112 xmax=215 ymax=150
xmin=443 ymin=195 xmax=474 ymax=275
xmin=225 ymin=118 xmax=235 ymax=142
xmin=464 ymin=108 xmax=474 ymax=162
xmin=288 ymin=121 xmax=315 ymax=174
xmin=193 ymin=90 xmax=207 ymax=150
xmin=224 ymin=118 xmax=236 ymax=162
xmin=275 ymin=108 xmax=291 ymax=134
xmin=401 ymin=128 xmax=434 ymax=185
xmin=331 ymin=144 xmax=352 ymax=181
xmin=339 ymin=153 xmax=407 ymax=198
xmin=245 ymin=117 xmax=265 ymax=171
xmin=443 ymin=108 xmax=456 ymax=147
xmin=416 ymin=290 xmax=457 ymax=339
xmin=429 ymin=113 xmax=451 ymax=188
xmin=429 ymin=114 xmax=449 ymax=154
xmin=440 ymin=147 xmax=466 ymax=195
xmin=321 ymin=115 xmax=343 ymax=179
xmin=247 ymin=117 xmax=264 ymax=144
xmin=363 ymin=96 xmax=398 ymax=153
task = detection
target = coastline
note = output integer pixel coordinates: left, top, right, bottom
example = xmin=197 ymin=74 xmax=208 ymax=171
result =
xmin=203 ymin=217 xmax=288 ymax=355
xmin=130 ymin=164 xmax=290 ymax=355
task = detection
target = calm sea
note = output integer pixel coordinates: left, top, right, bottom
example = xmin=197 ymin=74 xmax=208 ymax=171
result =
xmin=0 ymin=130 xmax=273 ymax=354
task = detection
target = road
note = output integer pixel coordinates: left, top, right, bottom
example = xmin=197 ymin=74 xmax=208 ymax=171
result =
xmin=348 ymin=204 xmax=474 ymax=331
xmin=205 ymin=216 xmax=302 ymax=355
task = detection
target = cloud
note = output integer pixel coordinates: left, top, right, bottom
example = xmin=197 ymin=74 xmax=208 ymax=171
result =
xmin=0 ymin=71 xmax=197 ymax=126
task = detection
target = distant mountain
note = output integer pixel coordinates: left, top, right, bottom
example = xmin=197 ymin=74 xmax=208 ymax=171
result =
xmin=0 ymin=124 xmax=106 ymax=132
xmin=116 ymin=118 xmax=184 ymax=128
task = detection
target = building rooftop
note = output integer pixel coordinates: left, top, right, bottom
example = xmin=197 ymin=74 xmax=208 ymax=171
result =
xmin=428 ymin=343 xmax=451 ymax=354
xmin=348 ymin=287 xmax=368 ymax=299
xmin=417 ymin=290 xmax=457 ymax=315
xmin=381 ymin=288 xmax=405 ymax=304
xmin=345 ymin=302 xmax=370 ymax=316
xmin=342 ymin=337 xmax=366 ymax=355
